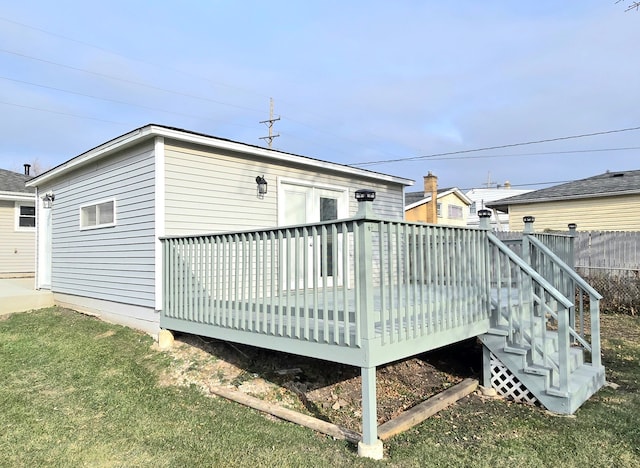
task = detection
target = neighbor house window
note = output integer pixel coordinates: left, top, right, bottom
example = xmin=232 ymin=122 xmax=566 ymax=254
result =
xmin=80 ymin=199 xmax=116 ymax=230
xmin=436 ymin=202 xmax=442 ymax=217
xmin=16 ymin=203 xmax=36 ymax=230
xmin=448 ymin=205 xmax=463 ymax=219
xmin=469 ymin=202 xmax=477 ymax=215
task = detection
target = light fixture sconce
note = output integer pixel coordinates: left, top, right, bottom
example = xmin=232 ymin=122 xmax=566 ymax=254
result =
xmin=256 ymin=175 xmax=268 ymax=199
xmin=43 ymin=192 xmax=55 ymax=209
xmin=354 ymin=189 xmax=376 ymax=202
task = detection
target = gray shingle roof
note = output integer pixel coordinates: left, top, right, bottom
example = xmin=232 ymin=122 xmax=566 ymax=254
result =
xmin=487 ymin=169 xmax=640 ymax=212
xmin=0 ymin=168 xmax=34 ymax=194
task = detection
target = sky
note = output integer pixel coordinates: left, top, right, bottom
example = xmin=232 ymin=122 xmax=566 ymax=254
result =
xmin=1 ymin=1 xmax=639 ymax=192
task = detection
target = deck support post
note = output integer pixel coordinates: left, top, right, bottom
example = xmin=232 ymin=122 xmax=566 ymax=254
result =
xmin=358 ymin=365 xmax=383 ymax=459
xmin=481 ymin=344 xmax=492 ymax=389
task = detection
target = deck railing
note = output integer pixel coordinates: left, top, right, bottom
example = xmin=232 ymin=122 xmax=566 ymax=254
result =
xmin=496 ymin=223 xmax=601 ymax=367
xmin=524 ymin=235 xmax=602 ymax=368
xmin=161 ymin=207 xmax=599 ymax=391
xmin=486 ymin=232 xmax=577 ymax=394
xmin=161 ymin=210 xmax=495 ymax=364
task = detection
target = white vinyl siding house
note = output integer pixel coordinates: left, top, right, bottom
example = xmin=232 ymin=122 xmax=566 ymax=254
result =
xmin=27 ymin=125 xmax=412 ymax=335
xmin=32 ymin=141 xmax=157 ymax=329
xmin=163 ymin=141 xmax=404 ymax=235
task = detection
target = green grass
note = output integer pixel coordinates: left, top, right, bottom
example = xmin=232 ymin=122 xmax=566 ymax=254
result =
xmin=1 ymin=309 xmax=639 ymax=467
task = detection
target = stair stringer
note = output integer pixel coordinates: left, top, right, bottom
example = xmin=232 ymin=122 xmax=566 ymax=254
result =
xmin=479 ymin=333 xmax=606 ymax=414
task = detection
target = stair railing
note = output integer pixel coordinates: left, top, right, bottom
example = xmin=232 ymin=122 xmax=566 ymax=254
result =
xmin=523 ymin=234 xmax=603 ymax=368
xmin=486 ymin=231 xmax=575 ymax=395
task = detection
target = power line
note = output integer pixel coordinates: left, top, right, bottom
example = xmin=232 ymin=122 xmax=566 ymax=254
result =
xmin=0 ymin=75 xmax=257 ymax=130
xmin=408 ymin=146 xmax=640 ymax=162
xmin=352 ymin=125 xmax=640 ymax=166
xmin=0 ymin=100 xmax=130 ymax=126
xmin=0 ymin=16 xmax=409 ymax=162
xmin=0 ymin=48 xmax=263 ymax=114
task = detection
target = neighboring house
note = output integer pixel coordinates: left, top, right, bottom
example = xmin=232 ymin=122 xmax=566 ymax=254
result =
xmin=487 ymin=169 xmax=640 ymax=231
xmin=25 ymin=124 xmax=413 ymax=335
xmin=0 ymin=166 xmax=36 ymax=277
xmin=465 ymin=182 xmax=532 ymax=230
xmin=404 ymin=172 xmax=471 ymax=226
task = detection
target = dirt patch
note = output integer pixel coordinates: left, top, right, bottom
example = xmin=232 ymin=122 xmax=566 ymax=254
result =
xmin=157 ymin=334 xmax=483 ymax=432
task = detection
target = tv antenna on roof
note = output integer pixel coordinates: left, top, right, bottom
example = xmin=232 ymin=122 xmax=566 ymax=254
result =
xmin=259 ymin=97 xmax=280 ymax=148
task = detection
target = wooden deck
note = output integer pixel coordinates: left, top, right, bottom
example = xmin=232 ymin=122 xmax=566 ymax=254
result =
xmin=159 ymin=203 xmax=605 ymax=457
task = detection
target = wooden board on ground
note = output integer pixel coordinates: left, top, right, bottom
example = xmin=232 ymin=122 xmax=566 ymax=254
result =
xmin=378 ymin=378 xmax=479 ymax=441
xmin=209 ymin=385 xmax=361 ymax=444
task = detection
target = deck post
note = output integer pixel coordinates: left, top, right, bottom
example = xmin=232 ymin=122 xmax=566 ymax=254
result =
xmin=477 ymin=209 xmax=492 ymax=230
xmin=567 ymin=223 xmax=577 ymax=269
xmin=481 ymin=343 xmax=492 ymax=388
xmin=358 ymin=365 xmax=383 ymax=459
xmin=522 ymin=216 xmax=535 ymax=265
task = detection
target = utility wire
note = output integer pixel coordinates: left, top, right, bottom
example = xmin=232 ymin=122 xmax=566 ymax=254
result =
xmin=0 ymin=75 xmax=258 ymax=130
xmin=0 ymin=48 xmax=262 ymax=114
xmin=352 ymin=125 xmax=640 ymax=166
xmin=0 ymin=16 xmax=405 ymax=160
xmin=0 ymin=100 xmax=130 ymax=126
xmin=413 ymin=146 xmax=640 ymax=162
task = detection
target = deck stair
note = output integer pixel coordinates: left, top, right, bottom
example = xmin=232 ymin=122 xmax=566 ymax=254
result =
xmin=481 ymin=327 xmax=604 ymax=414
xmin=479 ymin=227 xmax=606 ymax=414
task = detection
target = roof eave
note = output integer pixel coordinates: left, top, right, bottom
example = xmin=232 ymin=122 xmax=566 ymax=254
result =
xmin=26 ymin=124 xmax=414 ymax=188
xmin=0 ymin=191 xmax=36 ymax=201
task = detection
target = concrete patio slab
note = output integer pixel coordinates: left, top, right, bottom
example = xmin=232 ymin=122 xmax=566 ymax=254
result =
xmin=0 ymin=278 xmax=54 ymax=315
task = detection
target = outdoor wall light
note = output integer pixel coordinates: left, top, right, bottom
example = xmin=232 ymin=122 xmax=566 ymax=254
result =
xmin=256 ymin=175 xmax=268 ymax=198
xmin=355 ymin=189 xmax=376 ymax=202
xmin=43 ymin=192 xmax=55 ymax=209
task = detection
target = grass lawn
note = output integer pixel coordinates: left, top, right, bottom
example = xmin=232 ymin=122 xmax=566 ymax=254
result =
xmin=1 ymin=308 xmax=638 ymax=467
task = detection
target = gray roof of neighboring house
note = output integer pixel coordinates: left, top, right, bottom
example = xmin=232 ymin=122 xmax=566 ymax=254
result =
xmin=487 ymin=169 xmax=640 ymax=212
xmin=405 ymin=187 xmax=455 ymax=206
xmin=0 ymin=168 xmax=34 ymax=194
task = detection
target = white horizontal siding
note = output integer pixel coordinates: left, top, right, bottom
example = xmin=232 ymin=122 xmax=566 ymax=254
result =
xmin=164 ymin=141 xmax=405 ymax=235
xmin=40 ymin=141 xmax=156 ymax=307
xmin=0 ymin=200 xmax=35 ymax=274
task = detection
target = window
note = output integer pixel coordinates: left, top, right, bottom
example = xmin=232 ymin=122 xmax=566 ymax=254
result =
xmin=16 ymin=203 xmax=36 ymax=230
xmin=436 ymin=202 xmax=442 ymax=217
xmin=469 ymin=202 xmax=477 ymax=215
xmin=448 ymin=205 xmax=463 ymax=219
xmin=80 ymin=199 xmax=116 ymax=229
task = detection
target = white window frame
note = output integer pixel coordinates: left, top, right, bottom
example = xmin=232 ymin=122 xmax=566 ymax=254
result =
xmin=436 ymin=202 xmax=442 ymax=218
xmin=448 ymin=204 xmax=463 ymax=219
xmin=79 ymin=198 xmax=117 ymax=230
xmin=15 ymin=202 xmax=36 ymax=231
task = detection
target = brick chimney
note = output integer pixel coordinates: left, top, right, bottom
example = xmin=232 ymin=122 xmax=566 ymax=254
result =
xmin=423 ymin=172 xmax=438 ymax=223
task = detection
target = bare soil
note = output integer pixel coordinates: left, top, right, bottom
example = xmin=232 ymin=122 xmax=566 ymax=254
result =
xmin=157 ymin=333 xmax=483 ymax=432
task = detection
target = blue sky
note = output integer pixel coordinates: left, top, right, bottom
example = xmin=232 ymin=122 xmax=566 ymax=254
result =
xmin=1 ymin=1 xmax=638 ymax=191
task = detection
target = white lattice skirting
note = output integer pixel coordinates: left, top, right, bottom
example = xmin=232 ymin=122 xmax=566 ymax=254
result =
xmin=490 ymin=353 xmax=539 ymax=405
